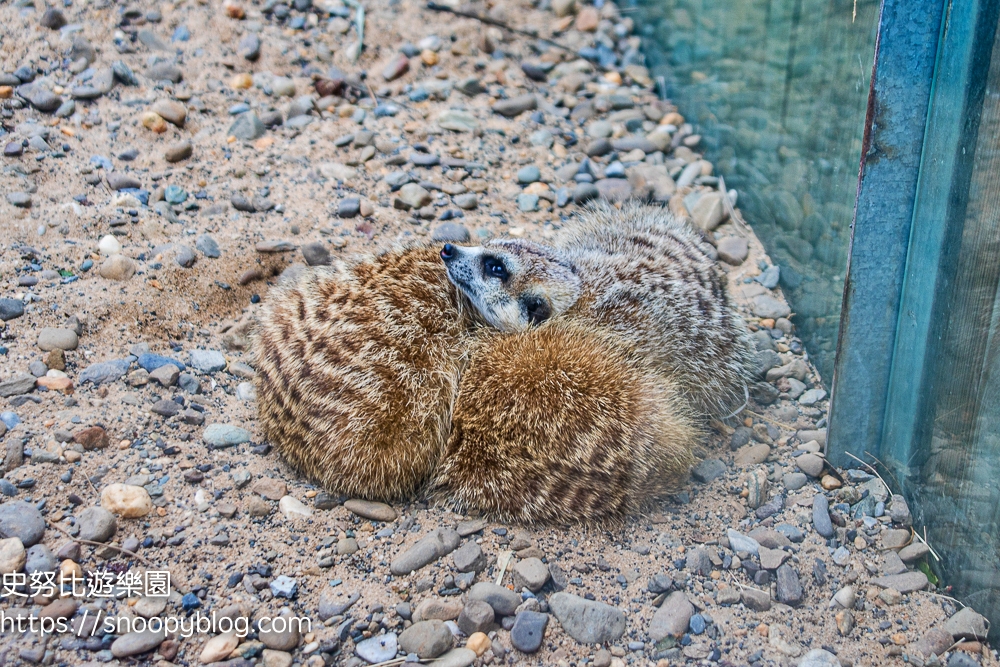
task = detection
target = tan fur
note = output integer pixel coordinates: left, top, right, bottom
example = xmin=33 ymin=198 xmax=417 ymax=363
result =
xmin=443 ymin=202 xmax=757 ymax=416
xmin=252 ymin=245 xmax=472 ymax=501
xmin=433 ymin=321 xmax=699 ymax=524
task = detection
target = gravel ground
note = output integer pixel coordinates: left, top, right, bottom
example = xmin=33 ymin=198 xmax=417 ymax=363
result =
xmin=1 ymin=0 xmax=998 ymax=666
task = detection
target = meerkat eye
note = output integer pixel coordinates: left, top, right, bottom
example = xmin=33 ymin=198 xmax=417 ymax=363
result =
xmin=482 ymin=257 xmax=509 ymax=281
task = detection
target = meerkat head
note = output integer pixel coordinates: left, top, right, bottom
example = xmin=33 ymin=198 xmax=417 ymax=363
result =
xmin=440 ymin=239 xmax=581 ymax=331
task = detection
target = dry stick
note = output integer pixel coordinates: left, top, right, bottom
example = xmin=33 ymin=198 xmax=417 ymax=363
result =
xmin=718 ymin=175 xmax=751 ymax=235
xmin=425 ymin=1 xmax=576 ymax=53
xmin=495 ymin=549 xmax=514 ymax=586
xmin=743 ymin=409 xmax=796 ymax=432
xmin=45 ymin=519 xmax=152 ymax=566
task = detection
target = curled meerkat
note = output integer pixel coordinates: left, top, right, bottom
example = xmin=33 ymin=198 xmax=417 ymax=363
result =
xmin=440 ymin=202 xmax=756 ymax=416
xmin=434 ymin=320 xmax=699 ymax=524
xmin=253 ymin=245 xmax=472 ymax=501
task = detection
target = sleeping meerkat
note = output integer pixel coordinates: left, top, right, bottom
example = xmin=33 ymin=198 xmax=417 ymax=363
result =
xmin=440 ymin=202 xmax=756 ymax=417
xmin=433 ymin=320 xmax=699 ymax=524
xmin=252 ymin=245 xmax=473 ymax=501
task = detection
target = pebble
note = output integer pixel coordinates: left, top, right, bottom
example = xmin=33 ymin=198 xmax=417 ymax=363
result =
xmin=396 ymin=183 xmax=432 ymax=209
xmin=0 ymin=299 xmax=24 ymax=321
xmin=202 ymin=423 xmax=252 ymax=447
xmin=164 ymin=139 xmax=192 ymax=163
xmin=300 ymin=241 xmax=333 ymax=266
xmin=344 ymin=499 xmax=397 ymax=521
xmin=189 ymin=349 xmax=227 ymax=373
xmin=201 ymin=632 xmax=240 ymax=663
xmin=229 ymin=112 xmax=266 ymax=140
xmin=7 ymin=192 xmax=32 ymax=207
xmin=457 ymin=600 xmax=494 ymax=635
xmin=517 ymin=193 xmax=539 ymax=212
xmin=734 ymin=443 xmax=770 ymax=467
xmin=752 ymin=295 xmax=792 ymax=319
xmin=278 ymin=495 xmax=312 ymax=519
xmin=356 ymin=633 xmax=397 ymax=663
xmin=99 ymin=255 xmax=136 ymax=281
xmin=399 ymin=620 xmax=454 ymax=658
xmin=432 ymin=648 xmax=476 ymax=667
xmin=390 ymin=527 xmax=461 ymax=575
xmin=911 ymin=628 xmax=953 ymax=658
xmin=650 ymin=591 xmax=694 ymax=640
xmin=775 ymin=564 xmax=803 ymax=606
xmin=111 ymin=628 xmax=167 ymax=657
xmin=438 ymin=109 xmax=479 ymax=132
xmin=467 ymin=582 xmax=521 ymax=617
xmin=0 ymin=501 xmax=46 ymax=546
xmin=239 ymin=33 xmax=261 ymax=60
xmin=517 ymin=165 xmax=541 ymax=184
xmin=259 ymin=615 xmax=299 ymax=650
xmin=510 ymin=611 xmax=548 ymax=653
xmin=944 ymin=607 xmax=988 ymax=640
xmin=727 ymin=529 xmax=760 ymax=556
xmin=783 ymin=472 xmax=808 ymax=490
xmin=548 ymin=592 xmax=626 ymax=644
xmin=798 ymin=649 xmax=840 ymax=667
xmin=269 ymin=574 xmax=298 ymax=598
xmin=0 ymin=537 xmax=25 ymax=574
xmin=740 ymin=587 xmax=771 ymax=611
xmin=812 ymin=494 xmax=834 ymax=537
xmin=872 ymin=571 xmax=929 ymax=593
xmin=691 ymin=458 xmax=726 ymax=483
xmin=0 ymin=374 xmax=37 ymax=398
xmin=432 ymin=222 xmax=472 ymax=241
xmin=717 ymin=236 xmax=749 ymax=265
xmin=78 ymin=507 xmax=117 ymax=543
xmin=797 ymin=453 xmax=825 ymax=477
xmin=493 ymin=94 xmax=537 ymax=117
xmin=452 ymin=540 xmax=485 ymax=573
xmin=513 ymin=557 xmax=549 ymax=592
xmin=101 ymin=483 xmax=153 ymax=518
xmin=382 ymin=54 xmax=410 ymax=81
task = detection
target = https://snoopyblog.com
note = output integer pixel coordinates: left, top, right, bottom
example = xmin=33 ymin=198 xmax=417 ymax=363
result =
xmin=1 ymin=569 xmax=311 ymax=638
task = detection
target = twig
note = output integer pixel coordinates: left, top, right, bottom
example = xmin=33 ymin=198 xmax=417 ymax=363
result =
xmin=343 ymin=0 xmax=365 ymax=62
xmin=46 ymin=519 xmax=153 ymax=566
xmin=913 ymin=527 xmax=941 ymax=563
xmin=743 ymin=409 xmax=796 ymax=432
xmin=495 ymin=549 xmax=513 ymax=586
xmin=425 ymin=1 xmax=575 ymax=53
xmin=718 ymin=175 xmax=751 ymax=234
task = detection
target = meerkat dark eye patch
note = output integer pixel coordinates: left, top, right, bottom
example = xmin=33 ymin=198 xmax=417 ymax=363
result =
xmin=520 ymin=295 xmax=552 ymax=325
xmin=482 ymin=256 xmax=509 ymax=282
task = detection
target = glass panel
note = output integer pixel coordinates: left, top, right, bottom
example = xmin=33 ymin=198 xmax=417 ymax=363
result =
xmin=629 ymin=0 xmax=879 ymax=382
xmin=887 ymin=19 xmax=1000 ymax=629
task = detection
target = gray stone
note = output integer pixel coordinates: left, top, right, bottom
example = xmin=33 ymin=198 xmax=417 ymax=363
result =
xmin=0 ymin=502 xmax=45 ymax=547
xmin=510 ymin=611 xmax=548 ymax=653
xmin=0 ymin=374 xmax=36 ymax=398
xmin=356 ymin=633 xmax=397 ymax=663
xmin=151 ymin=398 xmax=180 ymax=417
xmin=432 ymin=223 xmax=471 ymax=242
xmin=202 ymin=424 xmax=252 ymax=447
xmin=399 ymin=619 xmax=453 ymax=658
xmin=452 ymin=541 xmax=485 ymax=573
xmin=301 ymin=242 xmax=332 ymax=266
xmin=456 ymin=600 xmax=493 ymax=636
xmin=943 ymin=607 xmax=989 ymax=640
xmin=797 ymin=453 xmax=825 ymax=477
xmin=740 ymin=587 xmax=771 ymax=611
xmin=437 ymin=109 xmax=478 ymax=132
xmin=175 ymin=245 xmax=196 ymax=268
xmin=468 ymin=582 xmax=521 ymax=617
xmin=27 ymin=87 xmax=61 ymax=112
xmin=452 ymin=194 xmax=478 ymax=210
xmin=229 ymin=112 xmax=266 ymax=141
xmin=513 ymin=557 xmax=549 ymax=592
xmin=812 ymin=494 xmax=834 ymax=538
xmin=797 ymin=649 xmax=840 ymax=667
xmin=573 ymin=182 xmax=600 ymax=204
xmin=24 ymin=544 xmax=56 ymax=575
xmin=239 ymin=33 xmax=261 ymax=61
xmin=517 ymin=165 xmax=541 ymax=184
xmin=0 ymin=299 xmax=24 ymax=322
xmin=649 ymin=591 xmax=694 ymax=640
xmin=691 ymin=458 xmax=725 ymax=483
xmin=783 ymin=472 xmax=808 ymax=490
xmin=396 ymin=183 xmax=432 ymax=209
xmin=889 ymin=494 xmax=912 ymax=526
xmin=726 ymin=529 xmax=760 ymax=556
xmin=6 ymin=192 xmax=32 ymax=207
xmin=77 ymin=507 xmax=118 ymax=543
xmin=548 ymin=592 xmax=626 ymax=644
xmin=390 ymin=528 xmax=462 ymax=575
xmin=910 ymin=628 xmax=953 ymax=658
xmin=164 ymin=139 xmax=192 ymax=162
xmin=106 ymin=172 xmax=141 ymax=190
xmin=111 ymin=628 xmax=167 ymax=657
xmin=80 ymin=359 xmax=131 ymax=385
xmin=872 ymin=571 xmax=928 ymax=593
xmin=432 ymin=648 xmax=476 ymax=667
xmin=196 ymin=235 xmax=220 ymax=258
xmin=318 ymin=590 xmax=360 ymax=620
xmin=493 ymin=94 xmax=537 ymax=117
xmin=775 ymin=564 xmax=803 ymax=606
xmin=149 ymin=364 xmax=180 ymax=387
xmin=259 ymin=615 xmax=299 ymax=649
xmin=898 ymin=542 xmax=930 ymax=563
xmin=752 ymin=295 xmax=791 ymax=319
xmin=189 ymin=350 xmax=227 ymax=373
xmin=882 ymin=550 xmax=907 ymax=575
xmin=717 ymin=237 xmax=749 ymax=265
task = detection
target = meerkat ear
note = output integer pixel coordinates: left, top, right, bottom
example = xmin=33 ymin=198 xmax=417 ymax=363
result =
xmin=521 ymin=295 xmax=552 ymax=325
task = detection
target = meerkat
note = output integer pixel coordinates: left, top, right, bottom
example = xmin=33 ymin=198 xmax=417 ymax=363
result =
xmin=252 ymin=245 xmax=472 ymax=501
xmin=433 ymin=320 xmax=699 ymax=524
xmin=440 ymin=202 xmax=756 ymax=416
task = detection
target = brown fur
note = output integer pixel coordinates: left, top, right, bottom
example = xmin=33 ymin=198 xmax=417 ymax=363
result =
xmin=434 ymin=321 xmax=699 ymax=524
xmin=252 ymin=245 xmax=472 ymax=501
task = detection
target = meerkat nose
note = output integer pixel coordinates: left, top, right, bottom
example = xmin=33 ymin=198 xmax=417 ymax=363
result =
xmin=440 ymin=244 xmax=456 ymax=262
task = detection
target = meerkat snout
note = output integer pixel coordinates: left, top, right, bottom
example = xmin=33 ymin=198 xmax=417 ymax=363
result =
xmin=441 ymin=239 xmax=581 ymax=332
